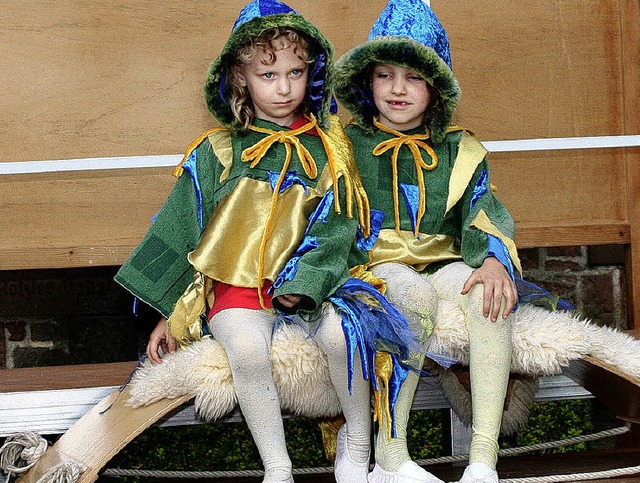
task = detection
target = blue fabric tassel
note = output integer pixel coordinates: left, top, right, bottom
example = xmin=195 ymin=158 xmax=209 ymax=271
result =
xmin=268 ymin=170 xmax=309 ymax=194
xmin=181 ymin=150 xmax=204 ymax=229
xmin=357 ymin=209 xmax=385 ymax=251
xmin=400 ymin=183 xmax=420 ymax=235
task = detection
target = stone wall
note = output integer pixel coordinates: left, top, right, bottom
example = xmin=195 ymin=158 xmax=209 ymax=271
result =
xmin=0 ymin=267 xmax=152 ymax=369
xmin=0 ymin=245 xmax=630 ymax=369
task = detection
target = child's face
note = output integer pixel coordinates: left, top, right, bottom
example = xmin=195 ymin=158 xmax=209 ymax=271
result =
xmin=371 ymin=64 xmax=431 ymax=131
xmin=235 ymin=44 xmax=309 ymax=127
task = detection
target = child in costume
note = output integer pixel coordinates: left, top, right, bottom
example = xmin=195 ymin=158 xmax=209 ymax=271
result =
xmin=114 ymin=1 xmax=391 ymax=481
xmin=334 ymin=1 xmax=520 ymax=482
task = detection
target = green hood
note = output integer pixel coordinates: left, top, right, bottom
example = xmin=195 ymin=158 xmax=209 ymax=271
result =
xmin=204 ymin=12 xmax=335 ymax=131
xmin=333 ymin=0 xmax=460 ymax=143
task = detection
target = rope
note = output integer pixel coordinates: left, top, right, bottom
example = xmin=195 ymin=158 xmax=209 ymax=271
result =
xmin=499 ymin=465 xmax=640 ymax=483
xmin=102 ymin=426 xmax=631 ymax=481
xmin=0 ymin=432 xmax=48 ymax=475
xmin=414 ymin=425 xmax=630 ymax=466
xmin=37 ymin=461 xmax=85 ymax=483
xmin=103 ymin=466 xmax=334 ymax=478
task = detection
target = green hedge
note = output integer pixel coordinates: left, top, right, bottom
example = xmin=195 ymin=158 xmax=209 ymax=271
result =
xmin=108 ymin=399 xmax=617 ymax=481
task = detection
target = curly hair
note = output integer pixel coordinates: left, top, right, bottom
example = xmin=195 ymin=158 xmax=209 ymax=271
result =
xmin=227 ymin=28 xmax=315 ymax=129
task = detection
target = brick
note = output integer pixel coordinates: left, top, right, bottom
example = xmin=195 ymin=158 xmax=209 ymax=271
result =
xmin=547 ymin=246 xmax=583 ymax=257
xmin=542 ymin=259 xmax=584 ymax=272
xmin=31 ymin=319 xmax=67 ymax=343
xmin=522 ymin=274 xmax=579 ymax=309
xmin=65 ymin=316 xmax=140 ymax=364
xmin=5 ymin=320 xmax=27 ymax=342
xmin=588 ymin=245 xmax=626 ymax=266
xmin=12 ymin=346 xmax=69 ymax=368
xmin=0 ymin=267 xmax=132 ymax=317
xmin=518 ymin=248 xmax=540 ymax=271
xmin=581 ymin=272 xmax=616 ymax=327
xmin=0 ymin=321 xmax=6 ymax=368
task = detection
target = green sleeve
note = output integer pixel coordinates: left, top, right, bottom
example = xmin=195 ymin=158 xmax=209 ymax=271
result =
xmin=458 ymin=158 xmax=516 ymax=269
xmin=114 ymin=140 xmax=219 ymax=317
xmin=273 ymin=176 xmax=358 ymax=313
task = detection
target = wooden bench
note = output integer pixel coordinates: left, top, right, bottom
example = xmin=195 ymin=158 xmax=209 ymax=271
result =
xmin=1 ymin=0 xmax=639 ymax=480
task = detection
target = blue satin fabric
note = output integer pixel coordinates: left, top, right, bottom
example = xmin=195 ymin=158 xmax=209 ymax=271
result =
xmin=469 ymin=169 xmax=488 ymax=209
xmin=181 ymin=150 xmax=204 ymax=229
xmin=233 ymin=0 xmax=296 ymax=31
xmin=268 ymin=170 xmax=309 ymax=194
xmin=400 ymin=183 xmax=420 ymax=235
xmin=308 ymin=52 xmax=329 ymax=117
xmin=305 ymin=189 xmax=334 ymax=234
xmin=272 ymin=236 xmax=319 ymax=289
xmin=356 ymin=209 xmax=385 ymax=251
xmin=330 ymin=278 xmax=436 ymax=436
xmin=368 ymin=0 xmax=452 ymax=70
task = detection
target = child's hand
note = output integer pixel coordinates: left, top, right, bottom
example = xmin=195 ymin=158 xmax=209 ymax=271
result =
xmin=274 ymin=294 xmax=302 ymax=309
xmin=461 ymin=257 xmax=518 ymax=322
xmin=146 ymin=317 xmax=177 ymax=364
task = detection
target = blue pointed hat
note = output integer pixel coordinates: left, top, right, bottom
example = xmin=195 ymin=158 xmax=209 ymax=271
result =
xmin=232 ymin=0 xmax=297 ymax=31
xmin=334 ymin=0 xmax=460 ymax=142
xmin=369 ymin=0 xmax=452 ymax=69
xmin=204 ymin=0 xmax=335 ymax=130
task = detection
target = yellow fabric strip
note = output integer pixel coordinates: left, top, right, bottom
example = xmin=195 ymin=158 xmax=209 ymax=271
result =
xmin=173 ymin=127 xmax=226 ymax=178
xmin=445 ymin=131 xmax=488 ymax=215
xmin=316 ymin=115 xmax=371 ymax=237
xmin=470 ymin=209 xmax=523 ymax=275
xmin=208 ymin=130 xmax=234 ymax=183
xmin=167 ymin=271 xmax=210 ymax=346
xmin=370 ymin=229 xmax=462 ymax=271
xmin=373 ymin=351 xmax=395 ymax=440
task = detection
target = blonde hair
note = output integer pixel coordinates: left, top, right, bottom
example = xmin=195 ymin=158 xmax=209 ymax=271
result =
xmin=228 ymin=28 xmax=314 ymax=128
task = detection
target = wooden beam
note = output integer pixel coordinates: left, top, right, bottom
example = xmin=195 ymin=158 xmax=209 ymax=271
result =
xmin=0 ymin=362 xmax=137 ymax=393
xmin=621 ymin=0 xmax=640 ymax=330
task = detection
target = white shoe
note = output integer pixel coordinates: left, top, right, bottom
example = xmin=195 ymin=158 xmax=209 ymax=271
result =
xmin=368 ymin=461 xmax=444 ymax=483
xmin=458 ymin=463 xmax=499 ymax=483
xmin=335 ymin=424 xmax=370 ymax=482
xmin=263 ymin=467 xmax=294 ymax=483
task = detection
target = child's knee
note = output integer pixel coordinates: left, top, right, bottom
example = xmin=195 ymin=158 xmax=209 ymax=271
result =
xmin=372 ymin=263 xmax=436 ymax=308
xmin=314 ymin=305 xmax=347 ymax=357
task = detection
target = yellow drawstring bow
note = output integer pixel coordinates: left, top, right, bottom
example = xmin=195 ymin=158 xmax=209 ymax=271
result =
xmin=372 ymin=119 xmax=439 ymax=236
xmin=242 ymin=116 xmax=320 ymax=310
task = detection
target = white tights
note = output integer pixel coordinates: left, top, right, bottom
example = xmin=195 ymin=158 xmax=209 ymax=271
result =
xmin=208 ymin=305 xmax=370 ymax=483
xmin=371 ymin=263 xmax=435 ymax=471
xmin=372 ymin=262 xmax=512 ymax=471
xmin=429 ymin=262 xmax=513 ymax=468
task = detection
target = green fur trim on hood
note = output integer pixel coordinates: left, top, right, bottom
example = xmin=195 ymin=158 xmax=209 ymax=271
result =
xmin=204 ymin=13 xmax=335 ymax=131
xmin=334 ymin=36 xmax=460 ymax=143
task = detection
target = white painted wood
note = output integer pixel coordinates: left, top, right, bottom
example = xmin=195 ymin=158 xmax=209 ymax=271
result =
xmin=1 ymin=135 xmax=638 ymax=175
xmin=0 ymin=375 xmax=592 ymax=437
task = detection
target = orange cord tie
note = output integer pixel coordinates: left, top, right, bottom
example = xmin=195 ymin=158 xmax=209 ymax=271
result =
xmin=242 ymin=119 xmax=320 ymax=310
xmin=372 ymin=119 xmax=438 ymax=236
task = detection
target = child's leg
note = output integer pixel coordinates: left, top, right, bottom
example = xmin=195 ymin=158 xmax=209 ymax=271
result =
xmin=208 ymin=308 xmax=292 ymax=483
xmin=313 ymin=304 xmax=371 ymax=481
xmin=370 ymin=263 xmax=442 ymax=483
xmin=429 ymin=262 xmax=512 ymax=480
xmin=466 ymin=284 xmax=512 ymax=468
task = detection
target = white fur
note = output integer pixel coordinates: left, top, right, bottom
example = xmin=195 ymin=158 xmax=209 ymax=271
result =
xmin=127 ymin=263 xmax=640 ymax=423
xmin=127 ymin=323 xmax=341 ymax=421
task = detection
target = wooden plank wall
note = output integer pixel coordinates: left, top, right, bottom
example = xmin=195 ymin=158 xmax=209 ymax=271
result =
xmin=1 ymin=1 xmax=638 ymax=321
